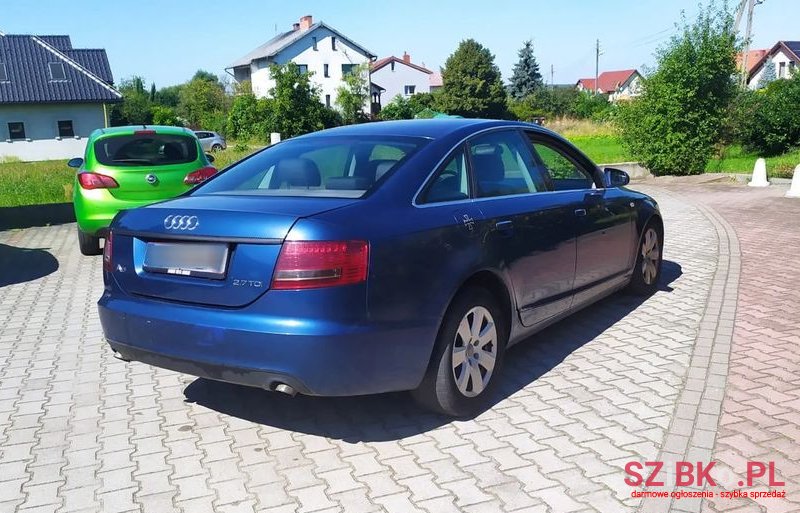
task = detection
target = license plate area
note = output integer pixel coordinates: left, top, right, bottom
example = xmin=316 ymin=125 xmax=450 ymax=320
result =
xmin=143 ymin=241 xmax=229 ymax=280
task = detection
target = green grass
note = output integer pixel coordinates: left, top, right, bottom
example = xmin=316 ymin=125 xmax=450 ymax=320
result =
xmin=706 ymin=145 xmax=800 ymax=178
xmin=569 ymin=135 xmax=632 ymax=164
xmin=0 ymin=145 xmax=262 ymax=208
xmin=0 ymin=159 xmax=75 ymax=207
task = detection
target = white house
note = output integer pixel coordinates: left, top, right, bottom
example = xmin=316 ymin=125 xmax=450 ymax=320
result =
xmin=227 ymin=16 xmax=376 ymax=110
xmin=370 ymin=53 xmax=433 ymax=107
xmin=0 ymin=34 xmax=121 ymax=161
xmin=747 ymin=41 xmax=799 ymax=89
xmin=576 ymin=69 xmax=642 ymax=102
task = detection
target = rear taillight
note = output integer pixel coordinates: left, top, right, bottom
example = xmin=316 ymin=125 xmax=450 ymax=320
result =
xmin=78 ymin=173 xmax=118 ymax=189
xmin=272 ymin=241 xmax=369 ymax=290
xmin=184 ymin=166 xmax=217 ymax=185
xmin=103 ymin=231 xmax=113 ymax=272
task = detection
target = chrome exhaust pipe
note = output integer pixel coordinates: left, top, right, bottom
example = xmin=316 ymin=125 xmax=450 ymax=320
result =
xmin=274 ymin=383 xmax=296 ymax=396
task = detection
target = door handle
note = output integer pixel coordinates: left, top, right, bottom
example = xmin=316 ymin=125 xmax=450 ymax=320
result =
xmin=495 ymin=220 xmax=514 ymax=233
xmin=574 ymin=208 xmax=587 ymax=217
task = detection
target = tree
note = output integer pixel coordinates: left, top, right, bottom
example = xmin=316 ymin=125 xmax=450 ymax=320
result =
xmin=155 ymin=84 xmax=183 ymax=108
xmin=509 ymin=40 xmax=543 ymax=100
xmin=335 ymin=64 xmax=370 ymax=124
xmin=437 ymin=39 xmax=508 ymax=118
xmin=379 ymin=95 xmax=415 ymax=120
xmin=150 ymin=83 xmax=156 ymax=102
xmin=736 ymin=75 xmax=800 ymax=155
xmin=192 ymin=69 xmax=220 ymax=84
xmin=617 ymin=3 xmax=737 ymax=176
xmin=151 ymin=105 xmax=180 ymax=126
xmin=111 ymin=76 xmax=153 ymax=125
xmin=179 ymin=77 xmax=227 ymax=128
xmin=757 ymin=60 xmax=777 ymax=89
xmin=269 ymin=63 xmax=329 ymax=137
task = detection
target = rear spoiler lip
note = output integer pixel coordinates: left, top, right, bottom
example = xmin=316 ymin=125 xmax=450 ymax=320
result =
xmin=111 ymin=229 xmax=283 ymax=245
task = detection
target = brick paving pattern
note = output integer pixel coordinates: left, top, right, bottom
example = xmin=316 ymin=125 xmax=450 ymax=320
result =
xmin=0 ymin=183 xmax=795 ymax=513
xmin=660 ymin=184 xmax=800 ymax=513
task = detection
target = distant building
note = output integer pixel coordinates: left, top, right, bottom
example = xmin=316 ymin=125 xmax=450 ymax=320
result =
xmin=0 ymin=33 xmax=121 ymax=161
xmin=370 ymin=52 xmax=433 ymax=108
xmin=746 ymin=41 xmax=799 ymax=89
xmin=576 ymin=69 xmax=643 ymax=102
xmin=227 ymin=15 xmax=376 ymax=110
xmin=429 ymin=72 xmax=443 ymax=92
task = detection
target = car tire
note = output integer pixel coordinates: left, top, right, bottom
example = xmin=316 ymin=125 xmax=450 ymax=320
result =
xmin=78 ymin=229 xmax=102 ymax=256
xmin=412 ymin=287 xmax=507 ymax=417
xmin=211 ymin=144 xmax=223 ymax=152
xmin=627 ymin=221 xmax=663 ymax=295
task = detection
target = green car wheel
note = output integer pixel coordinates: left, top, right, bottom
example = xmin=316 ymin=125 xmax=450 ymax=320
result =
xmin=77 ymin=229 xmax=102 ymax=256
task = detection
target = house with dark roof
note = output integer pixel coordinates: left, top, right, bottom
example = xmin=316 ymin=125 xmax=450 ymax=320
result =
xmin=746 ymin=41 xmax=799 ymax=89
xmin=0 ymin=33 xmax=121 ymax=161
xmin=370 ymin=52 xmax=433 ymax=109
xmin=576 ymin=69 xmax=642 ymax=102
xmin=227 ymin=15 xmax=375 ymax=110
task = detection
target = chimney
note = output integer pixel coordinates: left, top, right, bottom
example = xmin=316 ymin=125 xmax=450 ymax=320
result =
xmin=299 ymin=15 xmax=313 ymax=31
xmin=292 ymin=22 xmax=300 ymax=31
xmin=402 ymin=52 xmax=411 ymax=63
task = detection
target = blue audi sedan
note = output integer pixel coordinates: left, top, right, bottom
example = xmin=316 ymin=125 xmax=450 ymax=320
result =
xmin=98 ymin=119 xmax=663 ymax=416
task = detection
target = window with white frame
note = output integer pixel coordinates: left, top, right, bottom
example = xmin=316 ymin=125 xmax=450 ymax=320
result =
xmin=404 ymin=85 xmax=416 ymax=95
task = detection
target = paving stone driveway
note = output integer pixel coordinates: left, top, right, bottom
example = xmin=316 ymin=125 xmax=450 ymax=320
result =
xmin=0 ymin=184 xmax=789 ymax=513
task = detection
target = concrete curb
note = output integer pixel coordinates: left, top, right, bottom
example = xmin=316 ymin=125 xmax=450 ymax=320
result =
xmin=0 ymin=202 xmax=75 ymax=231
xmin=639 ymin=191 xmax=741 ymax=513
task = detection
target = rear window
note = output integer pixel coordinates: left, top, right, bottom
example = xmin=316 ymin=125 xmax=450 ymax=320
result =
xmin=94 ymin=134 xmax=198 ymax=167
xmin=193 ymin=136 xmax=427 ymax=198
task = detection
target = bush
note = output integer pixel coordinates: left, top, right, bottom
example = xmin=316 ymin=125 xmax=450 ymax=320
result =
xmin=151 ymin=105 xmax=180 ymax=126
xmin=617 ymin=3 xmax=737 ymax=176
xmin=735 ymin=76 xmax=800 ymax=156
xmin=379 ymin=95 xmax=415 ymax=120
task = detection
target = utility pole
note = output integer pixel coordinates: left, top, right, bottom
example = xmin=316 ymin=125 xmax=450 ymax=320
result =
xmin=595 ymin=39 xmax=600 ymax=95
xmin=735 ymin=0 xmax=766 ymax=88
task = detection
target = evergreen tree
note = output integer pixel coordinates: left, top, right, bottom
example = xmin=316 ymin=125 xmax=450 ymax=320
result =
xmin=438 ymin=39 xmax=508 ymax=118
xmin=757 ymin=60 xmax=777 ymax=89
xmin=509 ymin=40 xmax=543 ymax=100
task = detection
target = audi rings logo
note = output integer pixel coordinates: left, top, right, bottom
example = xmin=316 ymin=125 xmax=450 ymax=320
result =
xmin=163 ymin=215 xmax=199 ymax=231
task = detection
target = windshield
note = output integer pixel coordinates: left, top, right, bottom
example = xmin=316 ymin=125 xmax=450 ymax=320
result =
xmin=193 ymin=136 xmax=428 ymax=198
xmin=94 ymin=134 xmax=199 ymax=167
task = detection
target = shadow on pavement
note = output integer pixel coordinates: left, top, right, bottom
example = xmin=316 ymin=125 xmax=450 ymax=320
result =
xmin=0 ymin=244 xmax=59 ymax=287
xmin=184 ymin=260 xmax=682 ymax=441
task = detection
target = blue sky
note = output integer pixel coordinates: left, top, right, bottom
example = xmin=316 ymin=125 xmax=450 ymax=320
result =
xmin=1 ymin=0 xmax=796 ymax=87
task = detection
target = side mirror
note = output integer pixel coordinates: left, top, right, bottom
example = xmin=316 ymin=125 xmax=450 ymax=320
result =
xmin=603 ymin=167 xmax=630 ymax=188
xmin=205 ymin=153 xmax=215 ymax=163
xmin=67 ymin=157 xmax=84 ymax=169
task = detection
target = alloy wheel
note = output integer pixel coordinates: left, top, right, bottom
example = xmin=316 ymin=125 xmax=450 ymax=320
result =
xmin=641 ymin=227 xmax=660 ymax=285
xmin=451 ymin=306 xmax=497 ymax=397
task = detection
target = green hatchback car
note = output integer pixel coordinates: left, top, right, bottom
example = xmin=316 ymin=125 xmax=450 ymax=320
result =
xmin=70 ymin=125 xmax=217 ymax=255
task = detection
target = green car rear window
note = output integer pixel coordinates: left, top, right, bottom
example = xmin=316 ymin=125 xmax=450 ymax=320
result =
xmin=94 ymin=134 xmax=198 ymax=167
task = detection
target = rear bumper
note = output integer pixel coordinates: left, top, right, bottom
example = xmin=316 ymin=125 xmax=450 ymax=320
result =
xmin=74 ymin=188 xmax=162 ymax=235
xmin=97 ymin=292 xmax=437 ymax=396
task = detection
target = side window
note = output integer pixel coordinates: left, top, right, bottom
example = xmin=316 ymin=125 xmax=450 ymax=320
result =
xmin=530 ymin=139 xmax=595 ymax=191
xmin=469 ymin=130 xmax=545 ymax=198
xmin=419 ymin=147 xmax=469 ymax=204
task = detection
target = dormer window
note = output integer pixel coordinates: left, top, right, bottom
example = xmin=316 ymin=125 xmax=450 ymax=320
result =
xmin=0 ymin=62 xmax=7 ymax=82
xmin=48 ymin=62 xmax=66 ymax=81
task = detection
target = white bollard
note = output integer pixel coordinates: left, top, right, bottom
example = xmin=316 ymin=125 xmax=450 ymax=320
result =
xmin=786 ymin=164 xmax=800 ymax=198
xmin=270 ymin=132 xmax=281 ymax=145
xmin=748 ymin=158 xmax=770 ymax=187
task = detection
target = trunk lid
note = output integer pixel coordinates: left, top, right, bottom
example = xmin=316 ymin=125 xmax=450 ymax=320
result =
xmin=110 ymin=195 xmax=357 ymax=307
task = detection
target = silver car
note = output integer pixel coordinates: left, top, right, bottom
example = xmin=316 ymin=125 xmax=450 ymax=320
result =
xmin=194 ymin=131 xmax=226 ymax=152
